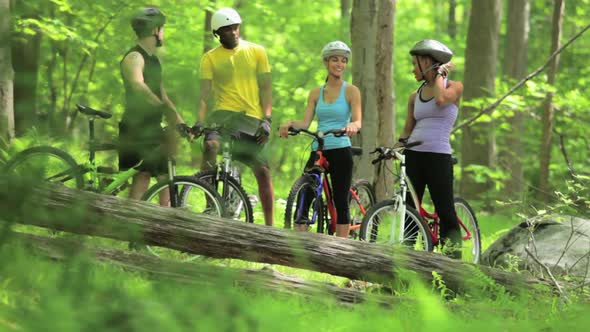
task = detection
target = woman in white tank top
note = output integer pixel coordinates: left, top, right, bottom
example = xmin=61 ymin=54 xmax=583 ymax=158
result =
xmin=397 ymin=39 xmax=464 ymax=259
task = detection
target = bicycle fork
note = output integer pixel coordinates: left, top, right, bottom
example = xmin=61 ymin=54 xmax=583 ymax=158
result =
xmin=167 ymin=159 xmax=178 ymax=207
xmin=390 ymin=154 xmax=409 ymax=244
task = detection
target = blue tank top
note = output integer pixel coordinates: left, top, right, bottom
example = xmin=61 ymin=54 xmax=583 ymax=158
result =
xmin=408 ymin=80 xmax=458 ymax=154
xmin=313 ymin=82 xmax=351 ymax=151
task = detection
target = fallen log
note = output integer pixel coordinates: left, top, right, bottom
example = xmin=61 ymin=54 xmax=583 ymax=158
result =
xmin=14 ymin=232 xmax=398 ymax=306
xmin=0 ymin=177 xmax=552 ymax=295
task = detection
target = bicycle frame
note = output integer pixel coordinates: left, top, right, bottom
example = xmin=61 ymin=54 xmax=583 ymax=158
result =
xmin=81 ymin=105 xmax=182 ymax=202
xmin=295 ymin=149 xmax=338 ymax=233
xmin=380 ymin=146 xmax=474 ymax=245
xmin=196 ymin=126 xmax=252 ymax=220
xmin=290 ymin=128 xmax=368 ymax=235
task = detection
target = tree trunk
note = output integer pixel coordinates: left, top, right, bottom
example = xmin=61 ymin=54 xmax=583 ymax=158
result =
xmin=459 ymin=0 xmax=502 ymax=203
xmin=448 ymin=0 xmax=457 ymax=39
xmin=340 ymin=0 xmax=351 ymax=40
xmin=0 ymin=0 xmax=15 ymax=144
xmin=350 ymin=0 xmax=378 ymax=183
xmin=203 ymin=0 xmax=216 ymax=53
xmin=18 ymin=232 xmax=402 ymax=306
xmin=538 ymin=0 xmax=565 ymax=204
xmin=374 ymin=0 xmax=396 ymax=200
xmin=11 ymin=1 xmax=41 ymax=137
xmin=499 ymin=0 xmax=530 ymax=200
xmin=0 ymin=177 xmax=552 ymax=296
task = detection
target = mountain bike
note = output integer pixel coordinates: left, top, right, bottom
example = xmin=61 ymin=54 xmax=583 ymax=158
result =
xmin=186 ymin=125 xmax=255 ymax=223
xmin=283 ymin=127 xmax=375 ymax=238
xmin=3 ymin=104 xmax=223 ymax=260
xmin=360 ymin=143 xmax=481 ymax=263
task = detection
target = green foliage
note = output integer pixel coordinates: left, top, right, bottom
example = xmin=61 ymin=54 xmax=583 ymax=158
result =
xmin=5 ymin=1 xmax=590 ymax=327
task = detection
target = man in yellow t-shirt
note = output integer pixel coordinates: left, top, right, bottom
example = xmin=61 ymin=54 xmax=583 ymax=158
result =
xmin=196 ymin=7 xmax=274 ymax=226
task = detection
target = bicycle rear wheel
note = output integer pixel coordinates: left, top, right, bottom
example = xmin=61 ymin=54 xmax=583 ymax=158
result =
xmin=141 ymin=176 xmax=223 ymax=261
xmin=3 ymin=146 xmax=83 ymax=189
xmin=284 ymin=174 xmax=325 ymax=234
xmin=454 ymin=197 xmax=481 ymax=264
xmin=360 ymin=199 xmax=433 ymax=251
xmin=348 ymin=179 xmax=376 ymax=240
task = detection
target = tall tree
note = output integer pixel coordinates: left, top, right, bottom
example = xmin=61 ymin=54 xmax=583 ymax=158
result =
xmin=0 ymin=0 xmax=15 ymax=144
xmin=374 ymin=0 xmax=395 ymax=200
xmin=350 ymin=0 xmax=378 ymax=183
xmin=340 ymin=0 xmax=351 ymax=40
xmin=203 ymin=0 xmax=215 ymax=53
xmin=538 ymin=0 xmax=565 ymax=204
xmin=459 ymin=0 xmax=502 ymax=202
xmin=499 ymin=0 xmax=530 ymax=199
xmin=448 ymin=0 xmax=457 ymax=39
xmin=11 ymin=1 xmax=41 ymax=137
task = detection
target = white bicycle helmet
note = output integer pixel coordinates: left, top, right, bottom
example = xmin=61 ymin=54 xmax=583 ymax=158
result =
xmin=211 ymin=8 xmax=242 ymax=32
xmin=321 ymin=41 xmax=351 ymax=61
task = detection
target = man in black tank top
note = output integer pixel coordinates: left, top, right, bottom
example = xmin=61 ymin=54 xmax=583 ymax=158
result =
xmin=119 ymin=6 xmax=187 ymax=201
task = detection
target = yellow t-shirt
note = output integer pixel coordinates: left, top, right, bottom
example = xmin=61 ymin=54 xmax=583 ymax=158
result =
xmin=200 ymin=40 xmax=271 ymax=120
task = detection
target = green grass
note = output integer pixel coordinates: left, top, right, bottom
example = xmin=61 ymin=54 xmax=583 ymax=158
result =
xmin=2 ymin=238 xmax=590 ymax=332
xmin=4 ymin=142 xmax=590 ymax=331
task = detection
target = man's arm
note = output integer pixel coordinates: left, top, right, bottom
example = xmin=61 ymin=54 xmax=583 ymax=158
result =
xmin=258 ymin=72 xmax=272 ymax=118
xmin=121 ymin=51 xmax=164 ymax=107
xmin=198 ymin=79 xmax=212 ymax=123
xmin=160 ymin=82 xmax=185 ymax=124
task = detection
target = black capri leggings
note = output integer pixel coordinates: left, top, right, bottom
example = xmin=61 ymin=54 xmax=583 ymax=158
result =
xmin=404 ymin=149 xmax=461 ymax=243
xmin=304 ymin=147 xmax=353 ymax=225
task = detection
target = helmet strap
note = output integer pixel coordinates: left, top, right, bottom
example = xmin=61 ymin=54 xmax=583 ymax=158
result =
xmin=153 ymin=27 xmax=163 ymax=47
xmin=419 ymin=62 xmax=440 ymax=82
xmin=154 ymin=34 xmax=162 ymax=47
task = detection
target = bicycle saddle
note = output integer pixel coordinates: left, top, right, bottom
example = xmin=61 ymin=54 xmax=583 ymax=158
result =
xmin=351 ymin=146 xmax=362 ymax=156
xmin=76 ymin=104 xmax=112 ymax=119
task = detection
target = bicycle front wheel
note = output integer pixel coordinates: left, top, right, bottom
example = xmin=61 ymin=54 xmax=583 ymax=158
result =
xmin=348 ymin=179 xmax=376 ymax=240
xmin=141 ymin=175 xmax=223 ymax=261
xmin=360 ymin=199 xmax=433 ymax=251
xmin=190 ymin=169 xmax=254 ymax=223
xmin=454 ymin=197 xmax=481 ymax=264
xmin=3 ymin=146 xmax=83 ymax=189
xmin=284 ymin=174 xmax=325 ymax=234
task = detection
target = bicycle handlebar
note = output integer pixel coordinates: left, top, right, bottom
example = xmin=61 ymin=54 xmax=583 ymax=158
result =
xmin=287 ymin=127 xmax=347 ymax=138
xmin=190 ymin=124 xmax=243 ymax=140
xmin=370 ymin=141 xmax=422 ymax=165
xmin=161 ymin=124 xmax=194 ymax=140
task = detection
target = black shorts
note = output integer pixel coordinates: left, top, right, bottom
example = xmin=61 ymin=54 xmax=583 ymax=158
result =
xmin=118 ymin=122 xmax=168 ymax=175
xmin=204 ymin=111 xmax=270 ymax=168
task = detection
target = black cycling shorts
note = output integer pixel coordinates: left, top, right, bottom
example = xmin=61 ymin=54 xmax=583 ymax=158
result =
xmin=118 ymin=122 xmax=168 ymax=175
xmin=204 ymin=111 xmax=270 ymax=169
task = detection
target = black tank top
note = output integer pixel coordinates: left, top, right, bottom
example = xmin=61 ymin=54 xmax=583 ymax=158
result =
xmin=120 ymin=45 xmax=163 ymax=130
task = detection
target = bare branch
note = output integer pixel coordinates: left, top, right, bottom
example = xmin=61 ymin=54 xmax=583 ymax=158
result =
xmin=555 ymin=129 xmax=578 ymax=179
xmin=552 ymin=217 xmax=577 ymax=271
xmin=525 ymin=247 xmax=568 ymax=301
xmin=452 ymin=23 xmax=590 ymax=134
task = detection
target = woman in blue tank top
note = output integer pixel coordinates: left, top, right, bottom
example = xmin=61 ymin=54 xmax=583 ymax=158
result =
xmin=279 ymin=41 xmax=362 ymax=238
xmin=397 ymin=39 xmax=464 ymax=258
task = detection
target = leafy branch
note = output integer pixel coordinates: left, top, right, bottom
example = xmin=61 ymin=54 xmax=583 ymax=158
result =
xmin=452 ymin=23 xmax=590 ymax=134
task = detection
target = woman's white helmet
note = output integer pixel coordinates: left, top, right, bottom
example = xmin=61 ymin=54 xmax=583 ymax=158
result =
xmin=211 ymin=8 xmax=242 ymax=32
xmin=321 ymin=41 xmax=351 ymax=61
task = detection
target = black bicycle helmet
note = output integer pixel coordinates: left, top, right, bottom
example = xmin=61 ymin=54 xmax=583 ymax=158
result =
xmin=409 ymin=39 xmax=453 ymax=64
xmin=131 ymin=7 xmax=166 ymax=37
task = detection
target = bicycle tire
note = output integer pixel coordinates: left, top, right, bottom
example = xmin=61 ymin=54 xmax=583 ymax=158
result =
xmin=348 ymin=179 xmax=376 ymax=240
xmin=191 ymin=169 xmax=254 ymax=223
xmin=141 ymin=175 xmax=223 ymax=262
xmin=3 ymin=146 xmax=83 ymax=189
xmin=360 ymin=199 xmax=433 ymax=251
xmin=284 ymin=174 xmax=325 ymax=234
xmin=454 ymin=197 xmax=481 ymax=264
